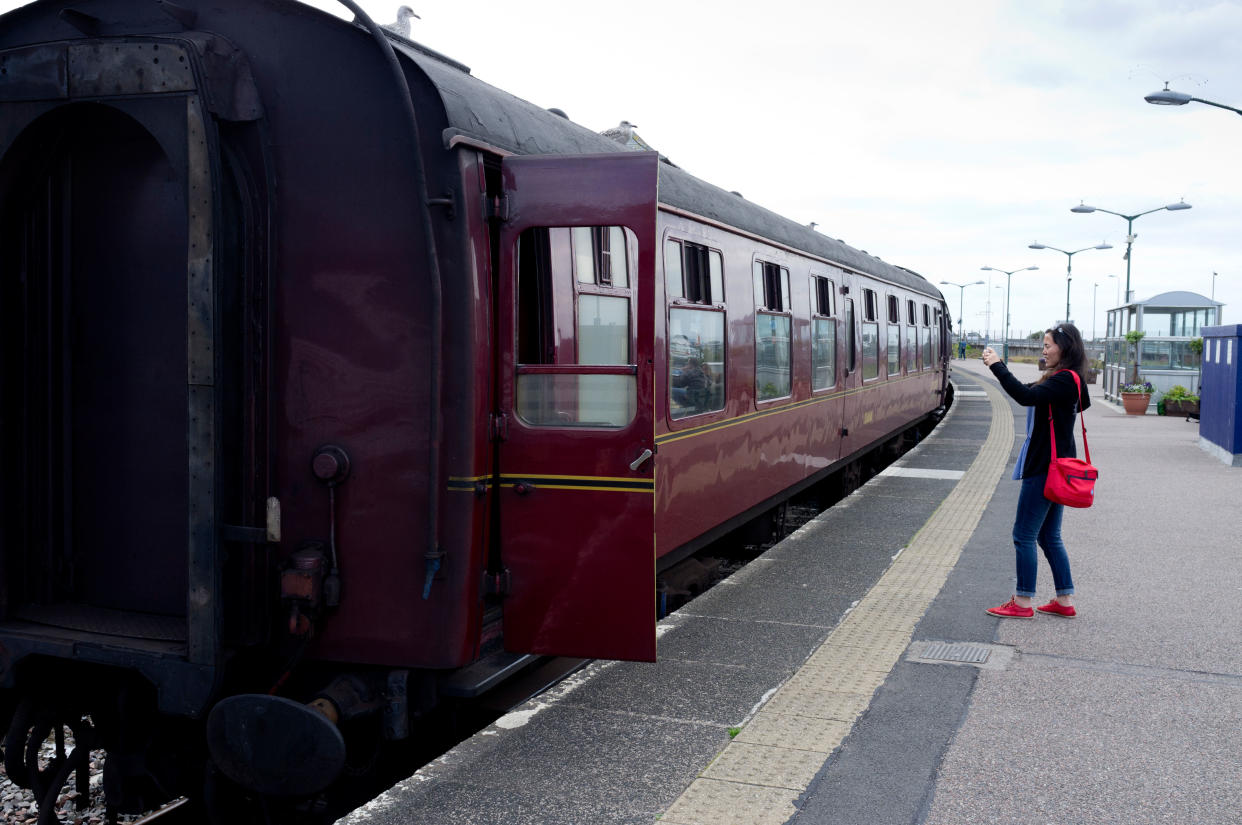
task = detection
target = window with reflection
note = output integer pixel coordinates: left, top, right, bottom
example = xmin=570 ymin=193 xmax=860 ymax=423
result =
xmin=922 ymin=304 xmax=932 ymax=368
xmin=669 ymin=308 xmax=725 ymax=419
xmin=811 ymin=275 xmax=836 ymax=391
xmin=516 ymin=225 xmax=636 ymax=428
xmin=862 ymin=322 xmax=879 ymax=380
xmin=906 ymin=326 xmax=917 ymax=372
xmin=887 ymin=325 xmax=900 ymax=375
xmin=756 ymin=312 xmax=792 ymax=400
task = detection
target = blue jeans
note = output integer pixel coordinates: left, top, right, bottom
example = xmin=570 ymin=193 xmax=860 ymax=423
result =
xmin=1012 ymin=474 xmax=1075 ymax=598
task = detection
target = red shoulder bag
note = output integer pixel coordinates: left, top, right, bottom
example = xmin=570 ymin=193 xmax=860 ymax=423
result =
xmin=1044 ymin=370 xmax=1098 ymax=508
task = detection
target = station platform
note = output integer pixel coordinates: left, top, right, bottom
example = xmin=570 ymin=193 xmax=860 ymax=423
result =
xmin=341 ymin=359 xmax=1242 ymax=825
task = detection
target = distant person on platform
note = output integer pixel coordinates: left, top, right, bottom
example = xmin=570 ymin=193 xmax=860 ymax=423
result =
xmin=979 ymin=324 xmax=1090 ymax=620
xmin=958 ymin=340 xmax=967 ymax=359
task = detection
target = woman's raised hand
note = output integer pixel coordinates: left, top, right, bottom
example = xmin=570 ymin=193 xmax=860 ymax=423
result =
xmin=981 ymin=347 xmax=1000 ymax=367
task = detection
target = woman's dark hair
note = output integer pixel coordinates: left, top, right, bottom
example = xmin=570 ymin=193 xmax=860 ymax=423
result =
xmin=1038 ymin=322 xmax=1087 ymax=384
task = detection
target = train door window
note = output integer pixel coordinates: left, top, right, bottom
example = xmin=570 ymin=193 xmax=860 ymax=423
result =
xmin=811 ymin=276 xmax=836 ymax=391
xmin=907 ymin=299 xmax=916 ymax=326
xmin=573 ymin=226 xmax=628 ymax=288
xmin=906 ymin=325 xmax=917 ymax=372
xmin=754 ymin=260 xmax=791 ymax=401
xmin=922 ymin=303 xmax=932 ymax=368
xmin=516 ymin=226 xmax=636 ymax=428
xmin=887 ymin=295 xmax=899 ymax=324
xmin=669 ymin=308 xmax=725 ymax=419
xmin=845 ymin=298 xmax=856 ymax=374
xmin=861 ymin=289 xmax=879 ymax=380
xmin=666 ymin=239 xmax=724 ymax=304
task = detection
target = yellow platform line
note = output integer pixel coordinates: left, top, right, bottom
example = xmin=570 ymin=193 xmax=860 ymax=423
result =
xmin=659 ymin=378 xmax=1014 ymax=825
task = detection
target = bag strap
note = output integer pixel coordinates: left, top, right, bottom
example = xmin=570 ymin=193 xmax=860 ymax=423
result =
xmin=1047 ymin=369 xmax=1090 ymax=464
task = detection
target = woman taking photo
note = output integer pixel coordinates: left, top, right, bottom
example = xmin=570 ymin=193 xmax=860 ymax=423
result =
xmin=980 ymin=323 xmax=1090 ymax=619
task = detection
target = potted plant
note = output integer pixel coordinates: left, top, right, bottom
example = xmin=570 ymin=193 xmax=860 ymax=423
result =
xmin=1120 ymin=380 xmax=1154 ymax=415
xmin=1085 ymin=358 xmax=1102 ymax=384
xmin=1162 ymin=384 xmax=1200 ymax=418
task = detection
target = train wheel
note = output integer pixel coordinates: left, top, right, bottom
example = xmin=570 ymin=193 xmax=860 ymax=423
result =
xmin=3 ymin=700 xmax=95 ymax=825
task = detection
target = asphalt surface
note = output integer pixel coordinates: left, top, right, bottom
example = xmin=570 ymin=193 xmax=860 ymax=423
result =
xmin=342 ymin=358 xmax=1242 ymax=825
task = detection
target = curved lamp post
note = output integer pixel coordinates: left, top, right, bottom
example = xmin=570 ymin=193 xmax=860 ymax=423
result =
xmin=939 ymin=280 xmax=984 ymax=356
xmin=1027 ymin=242 xmax=1111 ymax=324
xmin=1070 ymin=200 xmax=1191 ymax=304
xmin=981 ymin=265 xmax=1038 ymax=363
xmin=1145 ymin=83 xmax=1242 ymax=116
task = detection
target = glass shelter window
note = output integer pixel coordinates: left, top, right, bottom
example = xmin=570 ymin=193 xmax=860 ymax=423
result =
xmin=811 ymin=275 xmax=836 ymax=390
xmin=754 ymin=261 xmax=791 ymax=401
xmin=516 ymin=226 xmax=636 ymax=428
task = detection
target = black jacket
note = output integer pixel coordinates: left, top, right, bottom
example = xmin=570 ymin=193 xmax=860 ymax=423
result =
xmin=989 ymin=363 xmax=1091 ymax=478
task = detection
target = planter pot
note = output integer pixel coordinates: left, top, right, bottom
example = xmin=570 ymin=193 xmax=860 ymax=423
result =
xmin=1121 ymin=392 xmax=1151 ymax=415
xmin=1165 ymin=399 xmax=1185 ymax=415
xmin=1085 ymin=369 xmax=1099 ymax=384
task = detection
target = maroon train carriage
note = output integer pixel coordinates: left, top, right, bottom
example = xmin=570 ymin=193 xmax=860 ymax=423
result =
xmin=0 ymin=0 xmax=951 ymax=819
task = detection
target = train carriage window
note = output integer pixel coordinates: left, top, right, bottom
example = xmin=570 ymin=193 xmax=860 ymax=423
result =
xmin=860 ymin=289 xmax=879 ymax=379
xmin=754 ymin=260 xmax=791 ymax=401
xmin=845 ymin=298 xmax=856 ymax=374
xmin=573 ymin=226 xmax=628 ymax=288
xmin=922 ymin=304 xmax=932 ymax=368
xmin=887 ymin=325 xmax=900 ymax=376
xmin=907 ymin=299 xmax=916 ymax=326
xmin=516 ymin=226 xmax=637 ymax=428
xmin=862 ymin=321 xmax=879 ymax=380
xmin=665 ymin=239 xmax=684 ymax=299
xmin=753 ymin=261 xmax=789 ymax=311
xmin=906 ymin=325 xmax=917 ymax=372
xmin=887 ymin=295 xmax=899 ymax=324
xmin=811 ymin=276 xmax=836 ymax=391
xmin=669 ymin=309 xmax=725 ymax=419
xmin=665 ymin=239 xmax=724 ymax=304
xmin=863 ymin=288 xmax=878 ymax=322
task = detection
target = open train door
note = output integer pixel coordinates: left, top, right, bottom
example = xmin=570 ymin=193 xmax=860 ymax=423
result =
xmin=496 ymin=152 xmax=659 ymax=662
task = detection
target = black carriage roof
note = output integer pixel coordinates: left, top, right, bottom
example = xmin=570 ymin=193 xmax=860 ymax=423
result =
xmin=398 ymin=42 xmax=941 ymax=301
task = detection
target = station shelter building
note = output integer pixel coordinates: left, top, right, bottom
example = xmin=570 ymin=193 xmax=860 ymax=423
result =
xmin=1103 ymin=290 xmax=1223 ymax=403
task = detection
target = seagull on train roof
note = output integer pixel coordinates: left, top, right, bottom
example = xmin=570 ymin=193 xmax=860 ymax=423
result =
xmin=381 ymin=6 xmax=419 ymax=38
xmin=600 ymin=120 xmax=639 ymax=144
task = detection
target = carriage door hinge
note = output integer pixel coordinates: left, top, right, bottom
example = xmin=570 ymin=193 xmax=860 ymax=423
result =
xmin=489 ymin=412 xmax=509 ymax=442
xmin=487 ymin=194 xmax=510 ymax=221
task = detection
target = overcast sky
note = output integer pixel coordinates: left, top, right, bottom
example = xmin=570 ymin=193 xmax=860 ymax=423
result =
xmin=6 ymin=0 xmax=1238 ymax=339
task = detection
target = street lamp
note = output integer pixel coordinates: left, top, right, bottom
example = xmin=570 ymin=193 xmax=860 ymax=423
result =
xmin=939 ymin=279 xmax=984 ymax=356
xmin=1093 ymin=282 xmax=1099 ymax=342
xmin=1070 ymin=200 xmax=1191 ymax=304
xmin=981 ymin=265 xmax=1038 ymax=363
xmin=1027 ymin=241 xmax=1112 ymax=324
xmin=1145 ymin=83 xmax=1242 ymax=116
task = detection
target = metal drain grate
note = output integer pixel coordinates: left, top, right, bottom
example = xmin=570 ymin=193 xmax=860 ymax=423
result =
xmin=920 ymin=641 xmax=991 ymax=664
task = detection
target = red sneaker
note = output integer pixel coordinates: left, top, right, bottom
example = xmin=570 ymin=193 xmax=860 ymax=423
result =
xmin=1036 ymin=600 xmax=1077 ymax=618
xmin=986 ymin=598 xmax=1034 ymax=619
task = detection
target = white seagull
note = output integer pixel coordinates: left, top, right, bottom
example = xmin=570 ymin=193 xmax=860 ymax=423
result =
xmin=382 ymin=6 xmax=419 ymax=38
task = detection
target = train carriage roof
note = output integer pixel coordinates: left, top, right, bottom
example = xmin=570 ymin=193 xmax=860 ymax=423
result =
xmin=399 ymin=42 xmax=942 ymax=301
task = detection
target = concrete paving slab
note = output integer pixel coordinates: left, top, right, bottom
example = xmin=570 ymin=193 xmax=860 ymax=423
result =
xmin=924 ymin=663 xmax=1242 ymax=825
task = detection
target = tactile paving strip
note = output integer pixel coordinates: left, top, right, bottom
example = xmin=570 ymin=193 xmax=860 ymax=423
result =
xmin=659 ymin=377 xmax=1015 ymax=825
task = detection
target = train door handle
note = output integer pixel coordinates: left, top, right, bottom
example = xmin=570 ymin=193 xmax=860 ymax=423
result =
xmin=629 ymin=448 xmax=654 ymax=471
